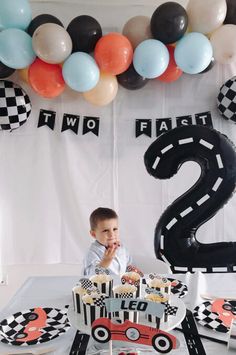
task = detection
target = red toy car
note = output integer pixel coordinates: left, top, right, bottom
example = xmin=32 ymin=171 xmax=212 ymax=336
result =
xmin=92 ymin=318 xmax=179 ymax=353
xmin=14 ymin=308 xmax=47 ymax=342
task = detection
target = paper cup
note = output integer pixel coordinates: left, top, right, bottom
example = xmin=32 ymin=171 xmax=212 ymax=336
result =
xmin=147 ymin=278 xmax=171 ymax=296
xmin=121 ymin=272 xmax=141 ymax=297
xmin=144 ymin=294 xmax=169 ymax=324
xmin=90 ymin=275 xmax=113 ymax=297
xmin=83 ymin=303 xmax=108 ymax=326
xmin=112 ymin=284 xmax=138 ymax=323
xmin=72 ymin=286 xmax=87 ymax=314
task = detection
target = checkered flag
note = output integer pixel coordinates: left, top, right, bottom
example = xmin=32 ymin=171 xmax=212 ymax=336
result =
xmin=0 ymin=80 xmax=31 ymax=131
xmin=93 ymin=295 xmax=108 ymax=307
xmin=164 ymin=304 xmax=178 ymax=316
xmin=79 ymin=278 xmax=93 ymax=290
xmin=115 ymin=292 xmax=133 ymax=298
xmin=217 ymin=76 xmax=236 ymax=122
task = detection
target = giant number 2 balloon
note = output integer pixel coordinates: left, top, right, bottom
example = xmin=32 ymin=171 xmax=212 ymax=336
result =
xmin=144 ymin=125 xmax=236 ymax=273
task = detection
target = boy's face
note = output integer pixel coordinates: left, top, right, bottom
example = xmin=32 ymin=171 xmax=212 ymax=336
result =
xmin=90 ymin=218 xmax=119 ymax=247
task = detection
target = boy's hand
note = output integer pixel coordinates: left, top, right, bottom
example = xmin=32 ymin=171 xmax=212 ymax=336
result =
xmin=99 ymin=243 xmax=119 ymax=269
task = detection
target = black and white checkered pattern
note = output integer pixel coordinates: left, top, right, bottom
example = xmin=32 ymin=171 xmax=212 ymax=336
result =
xmin=194 ymin=301 xmax=228 ymax=333
xmin=0 ymin=307 xmax=70 ymax=346
xmin=217 ymin=76 xmax=236 ymax=122
xmin=0 ymin=80 xmax=31 ymax=131
xmin=79 ymin=278 xmax=93 ymax=290
xmin=164 ymin=304 xmax=178 ymax=316
xmin=168 ymin=278 xmax=188 ymax=298
xmin=114 ymin=292 xmax=134 ymax=298
xmin=93 ymin=295 xmax=108 ymax=307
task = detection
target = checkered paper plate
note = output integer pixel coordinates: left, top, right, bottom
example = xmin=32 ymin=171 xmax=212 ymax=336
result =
xmin=0 ymin=307 xmax=71 ymax=346
xmin=193 ymin=301 xmax=228 ymax=333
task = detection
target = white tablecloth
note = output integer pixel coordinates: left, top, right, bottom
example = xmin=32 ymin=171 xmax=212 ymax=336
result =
xmin=0 ymin=273 xmax=234 ymax=354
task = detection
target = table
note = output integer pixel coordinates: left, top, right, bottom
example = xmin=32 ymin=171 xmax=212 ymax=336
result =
xmin=0 ymin=273 xmax=234 ymax=354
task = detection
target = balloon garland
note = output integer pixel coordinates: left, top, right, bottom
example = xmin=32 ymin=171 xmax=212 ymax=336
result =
xmin=0 ymin=0 xmax=236 ymax=106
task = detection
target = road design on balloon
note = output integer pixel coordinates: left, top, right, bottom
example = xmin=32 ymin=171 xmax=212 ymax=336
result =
xmin=144 ymin=125 xmax=236 ymax=273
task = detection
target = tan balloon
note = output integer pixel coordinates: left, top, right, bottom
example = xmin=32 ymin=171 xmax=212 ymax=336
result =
xmin=122 ymin=16 xmax=152 ymax=49
xmin=187 ymin=0 xmax=227 ymax=34
xmin=210 ymin=24 xmax=236 ymax=64
xmin=18 ymin=67 xmax=29 ymax=83
xmin=83 ymin=72 xmax=118 ymax=106
xmin=32 ymin=23 xmax=72 ymax=64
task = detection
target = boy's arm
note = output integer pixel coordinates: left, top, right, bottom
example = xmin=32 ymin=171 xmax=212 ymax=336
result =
xmin=83 ymin=244 xmax=118 ymax=275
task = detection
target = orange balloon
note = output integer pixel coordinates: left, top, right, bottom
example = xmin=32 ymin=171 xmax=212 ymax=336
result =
xmin=28 ymin=58 xmax=65 ymax=98
xmin=94 ymin=32 xmax=133 ymax=75
xmin=157 ymin=45 xmax=182 ymax=83
xmin=83 ymin=72 xmax=118 ymax=106
xmin=18 ymin=67 xmax=29 ymax=83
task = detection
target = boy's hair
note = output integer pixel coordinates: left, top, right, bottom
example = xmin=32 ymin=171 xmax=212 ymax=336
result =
xmin=90 ymin=207 xmax=118 ymax=230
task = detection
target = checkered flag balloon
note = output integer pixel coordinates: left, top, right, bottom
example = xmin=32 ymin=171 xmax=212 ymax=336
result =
xmin=217 ymin=76 xmax=236 ymax=123
xmin=0 ymin=80 xmax=31 ymax=131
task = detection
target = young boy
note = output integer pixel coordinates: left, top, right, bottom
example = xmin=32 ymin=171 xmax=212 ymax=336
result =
xmin=82 ymin=207 xmax=132 ymax=276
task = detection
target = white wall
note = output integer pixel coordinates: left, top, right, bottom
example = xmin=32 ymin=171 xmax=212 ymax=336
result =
xmin=0 ymin=264 xmax=82 ymax=310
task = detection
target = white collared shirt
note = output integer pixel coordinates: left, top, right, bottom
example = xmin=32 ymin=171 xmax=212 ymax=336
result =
xmin=82 ymin=240 xmax=132 ymax=276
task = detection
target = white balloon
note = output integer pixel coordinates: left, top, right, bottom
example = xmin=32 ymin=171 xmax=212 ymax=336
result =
xmin=210 ymin=25 xmax=236 ymax=64
xmin=187 ymin=0 xmax=227 ymax=34
xmin=32 ymin=23 xmax=72 ymax=64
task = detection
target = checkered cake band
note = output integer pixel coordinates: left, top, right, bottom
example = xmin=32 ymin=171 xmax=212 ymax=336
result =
xmin=114 ymin=292 xmax=134 ymax=298
xmin=217 ymin=76 xmax=236 ymax=122
xmin=0 ymin=308 xmax=70 ymax=346
xmin=0 ymin=80 xmax=31 ymax=131
xmin=194 ymin=301 xmax=228 ymax=333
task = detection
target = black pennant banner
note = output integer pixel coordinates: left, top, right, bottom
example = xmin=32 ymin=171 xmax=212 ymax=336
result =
xmin=156 ymin=118 xmax=172 ymax=137
xmin=38 ymin=109 xmax=56 ymax=130
xmin=195 ymin=111 xmax=213 ymax=127
xmin=61 ymin=114 xmax=80 ymax=134
xmin=83 ymin=116 xmax=99 ymax=136
xmin=136 ymin=119 xmax=152 ymax=137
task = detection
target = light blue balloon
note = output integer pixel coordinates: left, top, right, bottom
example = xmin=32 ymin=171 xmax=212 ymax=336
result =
xmin=62 ymin=52 xmax=100 ymax=92
xmin=174 ymin=32 xmax=213 ymax=74
xmin=0 ymin=29 xmax=36 ymax=69
xmin=0 ymin=0 xmax=32 ymax=31
xmin=133 ymin=39 xmax=169 ymax=79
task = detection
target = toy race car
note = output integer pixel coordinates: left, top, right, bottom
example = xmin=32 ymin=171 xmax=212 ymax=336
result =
xmin=14 ymin=308 xmax=47 ymax=342
xmin=126 ymin=265 xmax=144 ymax=277
xmin=92 ymin=318 xmax=179 ymax=353
xmin=121 ymin=275 xmax=140 ymax=287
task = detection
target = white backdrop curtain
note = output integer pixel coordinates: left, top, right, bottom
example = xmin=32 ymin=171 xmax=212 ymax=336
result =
xmin=0 ymin=0 xmax=236 ymax=266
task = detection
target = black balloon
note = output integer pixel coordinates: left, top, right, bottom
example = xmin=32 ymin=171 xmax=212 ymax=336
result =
xmin=67 ymin=15 xmax=102 ymax=53
xmin=117 ymin=64 xmax=149 ymax=90
xmin=0 ymin=61 xmax=15 ymax=79
xmin=27 ymin=14 xmax=64 ymax=36
xmin=199 ymin=57 xmax=215 ymax=74
xmin=144 ymin=125 xmax=236 ymax=273
xmin=151 ymin=2 xmax=188 ymax=44
xmin=224 ymin=0 xmax=236 ymax=24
